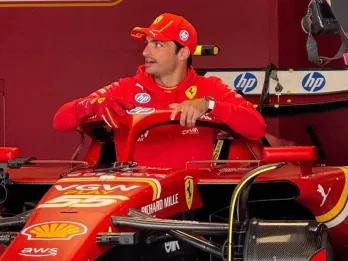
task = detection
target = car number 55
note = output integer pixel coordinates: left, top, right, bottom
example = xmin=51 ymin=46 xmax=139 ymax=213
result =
xmin=38 ymin=195 xmax=129 ymax=208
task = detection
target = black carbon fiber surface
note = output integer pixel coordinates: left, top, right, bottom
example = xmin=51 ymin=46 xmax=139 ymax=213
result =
xmin=244 ymin=219 xmax=327 ymax=261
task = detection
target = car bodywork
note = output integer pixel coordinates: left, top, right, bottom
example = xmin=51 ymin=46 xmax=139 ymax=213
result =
xmin=0 ymin=109 xmax=344 ymax=260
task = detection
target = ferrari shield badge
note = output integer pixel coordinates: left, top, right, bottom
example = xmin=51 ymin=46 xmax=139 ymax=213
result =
xmin=185 ymin=86 xmax=197 ymax=99
xmin=185 ymin=176 xmax=194 ymax=209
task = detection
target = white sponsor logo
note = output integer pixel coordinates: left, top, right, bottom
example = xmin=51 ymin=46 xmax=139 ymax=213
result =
xmin=55 ymin=184 xmax=139 ymax=192
xmin=19 ymin=247 xmax=58 ymax=257
xmin=200 ymin=114 xmax=212 ymax=121
xmin=179 ymin=30 xmax=189 ymax=42
xmin=127 ymin=107 xmax=155 ymax=115
xmin=164 ymin=240 xmax=180 ymax=253
xmin=135 ymin=93 xmax=151 ymax=103
xmin=137 ymin=130 xmax=150 ymax=142
xmin=317 ymin=184 xmax=331 ymax=207
xmin=38 ymin=195 xmax=128 ymax=208
xmin=182 ymin=127 xmax=199 ymax=135
xmin=141 ymin=193 xmax=179 ymax=215
xmin=135 ymin=83 xmax=144 ymax=90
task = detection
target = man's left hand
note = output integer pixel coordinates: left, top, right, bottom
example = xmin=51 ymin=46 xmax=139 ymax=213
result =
xmin=169 ymin=98 xmax=208 ymax=128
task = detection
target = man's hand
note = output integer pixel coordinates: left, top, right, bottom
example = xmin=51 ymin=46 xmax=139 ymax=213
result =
xmin=76 ymin=96 xmax=134 ymax=128
xmin=169 ymin=98 xmax=209 ymax=128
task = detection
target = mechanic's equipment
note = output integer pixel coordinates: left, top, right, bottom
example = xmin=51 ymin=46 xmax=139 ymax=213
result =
xmin=301 ymin=0 xmax=348 ymax=65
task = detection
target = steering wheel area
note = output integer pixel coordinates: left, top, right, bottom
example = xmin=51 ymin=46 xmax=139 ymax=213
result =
xmin=81 ymin=107 xmax=250 ymax=165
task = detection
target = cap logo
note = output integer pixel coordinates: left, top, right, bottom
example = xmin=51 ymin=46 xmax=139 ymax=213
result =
xmin=179 ymin=30 xmax=189 ymax=42
xmin=153 ymin=15 xmax=163 ymax=24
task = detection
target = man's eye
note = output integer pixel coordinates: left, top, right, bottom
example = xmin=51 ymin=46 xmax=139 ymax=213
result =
xmin=155 ymin=42 xmax=162 ymax=47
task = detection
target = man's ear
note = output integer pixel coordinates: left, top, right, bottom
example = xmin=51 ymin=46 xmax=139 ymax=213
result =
xmin=178 ymin=46 xmax=191 ymax=61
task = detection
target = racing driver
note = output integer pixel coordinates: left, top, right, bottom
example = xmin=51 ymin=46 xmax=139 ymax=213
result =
xmin=53 ymin=13 xmax=266 ymax=168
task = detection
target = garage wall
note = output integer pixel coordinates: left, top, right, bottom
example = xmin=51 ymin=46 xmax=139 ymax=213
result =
xmin=0 ymin=0 xmax=343 ymax=159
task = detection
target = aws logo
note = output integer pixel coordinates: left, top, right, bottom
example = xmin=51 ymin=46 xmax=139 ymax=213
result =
xmin=234 ymin=73 xmax=257 ymax=93
xmin=302 ymin=72 xmax=326 ymax=92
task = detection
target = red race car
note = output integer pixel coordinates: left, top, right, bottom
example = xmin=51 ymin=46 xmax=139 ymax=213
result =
xmin=0 ymin=109 xmax=341 ymax=260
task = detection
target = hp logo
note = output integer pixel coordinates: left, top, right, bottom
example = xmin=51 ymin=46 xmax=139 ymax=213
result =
xmin=135 ymin=93 xmax=151 ymax=104
xmin=234 ymin=73 xmax=257 ymax=93
xmin=302 ymin=72 xmax=326 ymax=92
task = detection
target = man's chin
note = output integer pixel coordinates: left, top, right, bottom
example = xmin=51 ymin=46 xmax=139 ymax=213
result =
xmin=144 ymin=66 xmax=156 ymax=75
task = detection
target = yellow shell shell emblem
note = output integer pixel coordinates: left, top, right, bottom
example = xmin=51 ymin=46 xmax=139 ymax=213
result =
xmin=22 ymin=221 xmax=87 ymax=240
xmin=185 ymin=176 xmax=194 ymax=209
xmin=185 ymin=86 xmax=197 ymax=99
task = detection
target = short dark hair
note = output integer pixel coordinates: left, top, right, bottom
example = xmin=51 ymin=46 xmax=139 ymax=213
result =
xmin=174 ymin=41 xmax=192 ymax=67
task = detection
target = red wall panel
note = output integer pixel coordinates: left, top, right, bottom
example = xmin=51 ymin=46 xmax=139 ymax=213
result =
xmin=0 ymin=0 xmax=338 ymax=159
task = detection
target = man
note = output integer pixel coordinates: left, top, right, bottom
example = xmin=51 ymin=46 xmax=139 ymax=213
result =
xmin=53 ymin=13 xmax=266 ymax=168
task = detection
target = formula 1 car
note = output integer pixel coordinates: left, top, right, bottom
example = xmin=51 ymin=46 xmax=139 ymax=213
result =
xmin=0 ymin=109 xmax=342 ymax=260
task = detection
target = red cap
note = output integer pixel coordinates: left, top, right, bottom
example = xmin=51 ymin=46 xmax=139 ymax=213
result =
xmin=131 ymin=13 xmax=198 ymax=53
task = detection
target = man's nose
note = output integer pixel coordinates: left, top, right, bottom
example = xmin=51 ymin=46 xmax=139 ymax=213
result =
xmin=142 ymin=43 xmax=150 ymax=57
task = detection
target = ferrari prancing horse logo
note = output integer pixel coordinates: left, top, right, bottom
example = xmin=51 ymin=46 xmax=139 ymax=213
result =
xmin=185 ymin=176 xmax=194 ymax=209
xmin=185 ymin=86 xmax=197 ymax=99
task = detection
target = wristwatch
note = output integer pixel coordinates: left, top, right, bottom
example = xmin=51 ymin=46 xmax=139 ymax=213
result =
xmin=204 ymin=96 xmax=216 ymax=113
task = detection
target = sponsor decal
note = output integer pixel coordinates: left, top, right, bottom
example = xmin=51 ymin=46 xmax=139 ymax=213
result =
xmin=185 ymin=85 xmax=197 ymax=99
xmin=135 ymin=83 xmax=144 ymax=90
xmin=19 ymin=247 xmax=58 ymax=257
xmin=96 ymin=97 xmax=106 ymax=104
xmin=54 ymin=184 xmax=139 ymax=195
xmin=185 ymin=176 xmax=194 ymax=209
xmin=234 ymin=72 xmax=257 ymax=93
xmin=316 ymin=167 xmax=348 ymax=228
xmin=127 ymin=107 xmax=155 ymax=115
xmin=22 ymin=221 xmax=87 ymax=240
xmin=317 ymin=184 xmax=331 ymax=207
xmin=179 ymin=30 xmax=189 ymax=42
xmin=164 ymin=240 xmax=180 ymax=253
xmin=213 ymin=140 xmax=224 ymax=160
xmin=141 ymin=193 xmax=179 ymax=215
xmin=302 ymin=72 xmax=326 ymax=92
xmin=58 ymin=177 xmax=161 ymax=200
xmin=182 ymin=127 xmax=199 ymax=135
xmin=137 ymin=130 xmax=150 ymax=142
xmin=200 ymin=114 xmax=212 ymax=121
xmin=135 ymin=93 xmax=151 ymax=104
xmin=38 ymin=195 xmax=128 ymax=208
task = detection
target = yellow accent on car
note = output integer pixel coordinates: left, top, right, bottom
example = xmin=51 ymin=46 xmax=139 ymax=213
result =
xmin=316 ymin=167 xmax=348 ymax=222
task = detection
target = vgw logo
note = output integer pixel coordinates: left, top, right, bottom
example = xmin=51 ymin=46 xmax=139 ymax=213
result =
xmin=302 ymin=72 xmax=326 ymax=92
xmin=233 ymin=73 xmax=258 ymax=93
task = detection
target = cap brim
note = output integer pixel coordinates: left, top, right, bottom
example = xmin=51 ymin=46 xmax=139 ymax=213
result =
xmin=130 ymin=27 xmax=172 ymax=42
xmin=130 ymin=27 xmax=147 ymax=40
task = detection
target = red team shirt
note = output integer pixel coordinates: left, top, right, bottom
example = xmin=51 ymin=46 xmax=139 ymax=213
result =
xmin=53 ymin=65 xmax=266 ymax=168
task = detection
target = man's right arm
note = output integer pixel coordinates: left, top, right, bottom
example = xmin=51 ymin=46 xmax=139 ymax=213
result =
xmin=53 ymin=97 xmax=96 ymax=132
xmin=53 ymin=82 xmax=121 ymax=132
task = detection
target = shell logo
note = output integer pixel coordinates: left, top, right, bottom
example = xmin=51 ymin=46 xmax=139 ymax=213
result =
xmin=22 ymin=221 xmax=87 ymax=240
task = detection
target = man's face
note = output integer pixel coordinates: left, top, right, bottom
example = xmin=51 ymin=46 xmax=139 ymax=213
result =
xmin=142 ymin=37 xmax=179 ymax=78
